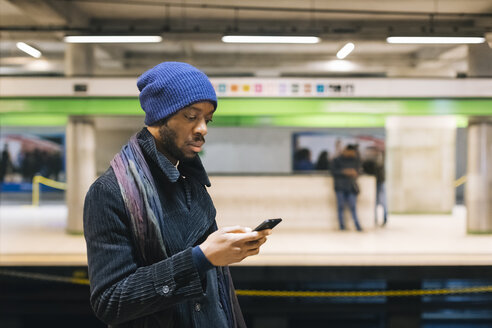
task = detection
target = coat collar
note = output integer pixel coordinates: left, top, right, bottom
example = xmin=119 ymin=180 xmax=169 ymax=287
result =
xmin=136 ymin=127 xmax=211 ymax=187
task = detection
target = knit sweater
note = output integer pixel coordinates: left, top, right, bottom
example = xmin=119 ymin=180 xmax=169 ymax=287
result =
xmin=83 ymin=128 xmax=242 ymax=327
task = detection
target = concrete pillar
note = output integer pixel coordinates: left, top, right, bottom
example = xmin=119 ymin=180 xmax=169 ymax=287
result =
xmin=65 ymin=43 xmax=94 ymax=77
xmin=66 ymin=117 xmax=96 ymax=234
xmin=468 ymin=43 xmax=492 ymax=77
xmin=386 ymin=116 xmax=456 ymax=213
xmin=466 ymin=117 xmax=492 ymax=233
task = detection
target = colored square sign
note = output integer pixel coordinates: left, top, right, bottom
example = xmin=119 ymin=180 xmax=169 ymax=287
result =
xmin=279 ymin=83 xmax=287 ymax=95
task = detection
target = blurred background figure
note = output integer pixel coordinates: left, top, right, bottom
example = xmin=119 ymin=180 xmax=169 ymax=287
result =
xmin=315 ymin=150 xmax=331 ymax=171
xmin=332 ymin=144 xmax=362 ymax=231
xmin=293 ymin=148 xmax=314 ymax=171
xmin=48 ymin=151 xmax=64 ymax=181
xmin=362 ymin=147 xmax=387 ymax=226
xmin=0 ymin=135 xmax=65 ymax=183
xmin=334 ymin=138 xmax=343 ymax=157
xmin=0 ymin=144 xmax=13 ymax=185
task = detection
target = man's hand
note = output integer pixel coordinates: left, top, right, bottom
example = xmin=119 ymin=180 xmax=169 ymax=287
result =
xmin=342 ymin=168 xmax=358 ymax=178
xmin=199 ymin=226 xmax=271 ymax=266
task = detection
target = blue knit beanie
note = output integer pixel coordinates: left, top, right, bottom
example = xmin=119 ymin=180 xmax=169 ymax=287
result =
xmin=137 ymin=62 xmax=217 ymax=126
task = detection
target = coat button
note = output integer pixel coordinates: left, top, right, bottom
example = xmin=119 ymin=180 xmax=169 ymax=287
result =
xmin=194 ymin=302 xmax=201 ymax=312
xmin=162 ymin=285 xmax=170 ymax=294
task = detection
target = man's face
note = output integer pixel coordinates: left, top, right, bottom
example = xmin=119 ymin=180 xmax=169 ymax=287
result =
xmin=154 ymin=101 xmax=215 ymax=164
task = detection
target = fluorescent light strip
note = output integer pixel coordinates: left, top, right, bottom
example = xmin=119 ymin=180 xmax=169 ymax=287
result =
xmin=16 ymin=42 xmax=42 ymax=58
xmin=222 ymin=35 xmax=320 ymax=44
xmin=387 ymin=36 xmax=485 ymax=44
xmin=64 ymin=35 xmax=162 ymax=43
xmin=336 ymin=42 xmax=355 ymax=59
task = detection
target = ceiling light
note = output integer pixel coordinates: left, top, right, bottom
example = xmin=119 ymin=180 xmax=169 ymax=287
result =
xmin=324 ymin=60 xmax=357 ymax=72
xmin=386 ymin=36 xmax=485 ymax=44
xmin=16 ymin=42 xmax=42 ymax=58
xmin=64 ymin=35 xmax=163 ymax=43
xmin=336 ymin=42 xmax=355 ymax=59
xmin=222 ymin=35 xmax=320 ymax=44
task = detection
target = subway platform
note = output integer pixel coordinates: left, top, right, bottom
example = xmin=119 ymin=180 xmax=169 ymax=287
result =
xmin=1 ymin=193 xmax=491 ymax=328
xmin=0 ymin=202 xmax=491 ymax=267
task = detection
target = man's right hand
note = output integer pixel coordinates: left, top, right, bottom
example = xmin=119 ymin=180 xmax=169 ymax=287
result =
xmin=342 ymin=168 xmax=358 ymax=178
xmin=199 ymin=226 xmax=271 ymax=266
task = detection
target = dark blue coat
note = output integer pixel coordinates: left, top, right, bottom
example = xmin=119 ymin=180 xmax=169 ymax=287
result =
xmin=83 ymin=128 xmax=244 ymax=328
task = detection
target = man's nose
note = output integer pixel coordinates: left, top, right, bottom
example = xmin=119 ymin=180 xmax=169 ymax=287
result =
xmin=194 ymin=118 xmax=207 ymax=136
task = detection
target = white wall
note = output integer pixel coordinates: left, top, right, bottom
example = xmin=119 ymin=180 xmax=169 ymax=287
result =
xmin=201 ymin=127 xmax=293 ymax=173
xmin=2 ymin=77 xmax=492 ymax=97
xmin=93 ymin=116 xmax=143 ymax=175
xmin=210 ymin=175 xmax=376 ymax=231
xmin=201 ymin=126 xmax=384 ymax=173
xmin=386 ymin=116 xmax=456 ymax=213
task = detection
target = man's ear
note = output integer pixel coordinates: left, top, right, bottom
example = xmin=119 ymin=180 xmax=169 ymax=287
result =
xmin=147 ymin=125 xmax=160 ymax=140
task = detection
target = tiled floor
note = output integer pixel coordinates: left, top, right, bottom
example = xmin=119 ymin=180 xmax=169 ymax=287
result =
xmin=0 ymin=204 xmax=491 ymax=266
xmin=247 ymin=205 xmax=492 ymax=266
xmin=0 ymin=205 xmax=86 ymax=265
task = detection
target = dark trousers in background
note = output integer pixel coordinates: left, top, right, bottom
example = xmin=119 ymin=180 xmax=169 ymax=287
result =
xmin=335 ymin=191 xmax=362 ymax=231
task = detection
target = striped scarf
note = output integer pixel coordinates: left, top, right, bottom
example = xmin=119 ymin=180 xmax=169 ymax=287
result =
xmin=110 ymin=135 xmax=167 ymax=264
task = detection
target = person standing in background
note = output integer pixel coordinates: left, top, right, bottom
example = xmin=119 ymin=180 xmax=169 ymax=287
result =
xmin=0 ymin=144 xmax=13 ymax=185
xmin=332 ymin=144 xmax=363 ymax=231
xmin=315 ymin=150 xmax=331 ymax=171
xmin=362 ymin=149 xmax=387 ymax=226
xmin=293 ymin=148 xmax=314 ymax=171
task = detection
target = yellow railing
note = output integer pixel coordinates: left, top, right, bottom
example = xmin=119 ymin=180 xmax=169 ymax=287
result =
xmin=454 ymin=175 xmax=467 ymax=188
xmin=0 ymin=269 xmax=491 ymax=298
xmin=28 ymin=174 xmax=466 ymax=206
xmin=31 ymin=175 xmax=67 ymax=206
xmin=235 ymin=286 xmax=492 ymax=298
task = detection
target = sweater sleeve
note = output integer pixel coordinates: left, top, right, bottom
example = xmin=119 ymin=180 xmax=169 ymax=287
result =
xmin=192 ymin=246 xmax=215 ymax=279
xmin=331 ymin=157 xmax=343 ymax=177
xmin=83 ymin=177 xmax=205 ymax=326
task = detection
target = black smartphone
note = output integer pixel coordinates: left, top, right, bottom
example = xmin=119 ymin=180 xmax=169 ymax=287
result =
xmin=253 ymin=218 xmax=282 ymax=231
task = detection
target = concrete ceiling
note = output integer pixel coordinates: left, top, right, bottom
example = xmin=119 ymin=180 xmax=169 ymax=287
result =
xmin=1 ymin=0 xmax=491 ymax=77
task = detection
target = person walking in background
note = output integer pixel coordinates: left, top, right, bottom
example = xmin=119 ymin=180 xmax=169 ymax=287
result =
xmin=332 ymin=144 xmax=363 ymax=231
xmin=83 ymin=62 xmax=271 ymax=328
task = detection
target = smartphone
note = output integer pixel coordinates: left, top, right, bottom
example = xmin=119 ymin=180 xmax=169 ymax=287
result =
xmin=253 ymin=218 xmax=282 ymax=231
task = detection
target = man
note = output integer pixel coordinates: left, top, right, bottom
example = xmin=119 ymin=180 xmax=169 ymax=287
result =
xmin=84 ymin=62 xmax=271 ymax=328
xmin=331 ymin=144 xmax=363 ymax=231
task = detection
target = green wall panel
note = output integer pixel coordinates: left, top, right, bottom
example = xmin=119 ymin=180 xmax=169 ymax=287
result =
xmin=0 ymin=97 xmax=490 ymax=127
xmin=0 ymin=113 xmax=68 ymax=126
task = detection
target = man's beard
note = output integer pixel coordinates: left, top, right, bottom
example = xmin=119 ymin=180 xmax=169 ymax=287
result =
xmin=158 ymin=124 xmax=201 ymax=163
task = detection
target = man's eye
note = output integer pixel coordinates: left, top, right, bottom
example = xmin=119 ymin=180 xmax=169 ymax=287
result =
xmin=186 ymin=116 xmax=196 ymax=121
